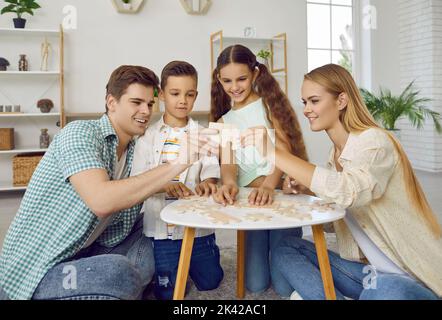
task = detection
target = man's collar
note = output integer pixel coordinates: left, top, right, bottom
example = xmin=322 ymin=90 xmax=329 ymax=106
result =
xmin=99 ymin=114 xmax=117 ymax=139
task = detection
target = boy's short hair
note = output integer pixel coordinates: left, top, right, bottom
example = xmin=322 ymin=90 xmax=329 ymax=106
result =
xmin=105 ymin=65 xmax=159 ymax=112
xmin=161 ymin=61 xmax=198 ymax=90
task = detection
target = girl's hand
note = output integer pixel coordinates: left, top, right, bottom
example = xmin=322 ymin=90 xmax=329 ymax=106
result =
xmin=240 ymin=126 xmax=274 ymax=159
xmin=195 ymin=179 xmax=218 ymax=197
xmin=248 ymin=186 xmax=274 ymax=206
xmin=213 ymin=183 xmax=239 ymax=206
xmin=164 ymin=182 xmax=194 ymax=199
xmin=282 ymin=176 xmax=309 ymax=195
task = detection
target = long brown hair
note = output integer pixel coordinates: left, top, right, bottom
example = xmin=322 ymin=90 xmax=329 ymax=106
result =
xmin=305 ymin=64 xmax=441 ymax=238
xmin=210 ymin=45 xmax=308 ymax=160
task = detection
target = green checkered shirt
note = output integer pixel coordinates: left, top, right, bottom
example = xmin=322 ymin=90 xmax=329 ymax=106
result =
xmin=0 ymin=115 xmax=142 ymax=300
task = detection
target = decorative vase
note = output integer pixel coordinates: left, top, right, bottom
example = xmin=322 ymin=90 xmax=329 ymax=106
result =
xmin=37 ymin=99 xmax=54 ymax=113
xmin=18 ymin=54 xmax=28 ymax=71
xmin=40 ymin=129 xmax=50 ymax=149
xmin=13 ymin=18 xmax=26 ymax=29
xmin=122 ymin=1 xmax=132 ymax=10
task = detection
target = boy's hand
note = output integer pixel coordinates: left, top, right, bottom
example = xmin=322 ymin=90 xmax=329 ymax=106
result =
xmin=248 ymin=186 xmax=274 ymax=206
xmin=195 ymin=179 xmax=218 ymax=197
xmin=164 ymin=182 xmax=194 ymax=199
xmin=213 ymin=183 xmax=239 ymax=206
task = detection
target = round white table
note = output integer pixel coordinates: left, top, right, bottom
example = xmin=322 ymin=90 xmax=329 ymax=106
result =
xmin=161 ymin=188 xmax=346 ymax=300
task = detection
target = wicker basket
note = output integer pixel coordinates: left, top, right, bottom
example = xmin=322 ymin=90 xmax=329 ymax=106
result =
xmin=0 ymin=128 xmax=14 ymax=150
xmin=13 ymin=153 xmax=44 ymax=187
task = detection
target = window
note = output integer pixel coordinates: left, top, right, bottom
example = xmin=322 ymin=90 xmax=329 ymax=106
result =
xmin=307 ymin=0 xmax=355 ymax=73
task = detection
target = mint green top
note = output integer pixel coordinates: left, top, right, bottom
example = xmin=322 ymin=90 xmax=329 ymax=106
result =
xmin=222 ymin=98 xmax=274 ymax=187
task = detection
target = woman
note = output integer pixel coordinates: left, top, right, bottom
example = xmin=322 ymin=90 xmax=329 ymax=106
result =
xmin=241 ymin=64 xmax=442 ymax=300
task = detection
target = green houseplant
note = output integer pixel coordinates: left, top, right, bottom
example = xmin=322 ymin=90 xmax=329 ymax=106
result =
xmin=361 ymin=82 xmax=442 ymax=135
xmin=1 ymin=0 xmax=41 ymax=29
xmin=257 ymin=49 xmax=272 ymax=68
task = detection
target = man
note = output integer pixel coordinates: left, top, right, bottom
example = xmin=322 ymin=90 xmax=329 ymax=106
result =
xmin=0 ymin=65 xmax=217 ymax=300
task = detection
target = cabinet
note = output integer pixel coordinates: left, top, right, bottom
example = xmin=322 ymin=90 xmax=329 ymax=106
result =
xmin=210 ymin=30 xmax=288 ymax=94
xmin=0 ymin=26 xmax=65 ymax=192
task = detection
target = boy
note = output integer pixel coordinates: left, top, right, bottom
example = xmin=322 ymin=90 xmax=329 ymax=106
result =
xmin=131 ymin=61 xmax=224 ymax=300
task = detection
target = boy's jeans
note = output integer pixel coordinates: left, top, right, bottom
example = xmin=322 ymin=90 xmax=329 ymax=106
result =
xmin=152 ymin=233 xmax=224 ymax=300
xmin=245 ymin=227 xmax=303 ymax=294
xmin=1 ymin=217 xmax=155 ymax=300
xmin=272 ymin=235 xmax=439 ymax=300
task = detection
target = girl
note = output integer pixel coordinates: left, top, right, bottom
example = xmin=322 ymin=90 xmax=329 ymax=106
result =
xmin=241 ymin=64 xmax=442 ymax=300
xmin=210 ymin=44 xmax=308 ymax=294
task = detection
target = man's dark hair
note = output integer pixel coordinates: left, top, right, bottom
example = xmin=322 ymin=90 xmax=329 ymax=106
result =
xmin=161 ymin=61 xmax=198 ymax=90
xmin=105 ymin=65 xmax=159 ymax=112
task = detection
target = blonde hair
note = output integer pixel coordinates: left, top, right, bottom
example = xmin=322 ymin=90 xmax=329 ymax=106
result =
xmin=305 ymin=64 xmax=441 ymax=238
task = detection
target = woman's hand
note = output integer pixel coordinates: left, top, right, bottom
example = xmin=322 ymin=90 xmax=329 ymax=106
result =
xmin=282 ymin=176 xmax=310 ymax=195
xmin=213 ymin=183 xmax=239 ymax=206
xmin=240 ymin=126 xmax=275 ymax=159
xmin=164 ymin=182 xmax=194 ymax=199
xmin=195 ymin=178 xmax=218 ymax=197
xmin=248 ymin=185 xmax=274 ymax=206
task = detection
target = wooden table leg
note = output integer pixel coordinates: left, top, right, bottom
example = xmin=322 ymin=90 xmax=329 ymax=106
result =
xmin=237 ymin=230 xmax=246 ymax=299
xmin=173 ymin=227 xmax=196 ymax=300
xmin=312 ymin=224 xmax=337 ymax=300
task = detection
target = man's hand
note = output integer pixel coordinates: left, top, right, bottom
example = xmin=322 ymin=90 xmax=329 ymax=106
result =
xmin=176 ymin=128 xmax=219 ymax=166
xmin=213 ymin=183 xmax=239 ymax=206
xmin=164 ymin=182 xmax=194 ymax=199
xmin=195 ymin=178 xmax=218 ymax=197
xmin=248 ymin=185 xmax=274 ymax=206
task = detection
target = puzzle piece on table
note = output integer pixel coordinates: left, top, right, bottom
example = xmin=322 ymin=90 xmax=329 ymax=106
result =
xmin=205 ymin=211 xmax=242 ymax=224
xmin=244 ymin=213 xmax=273 ymax=222
xmin=271 ymin=205 xmax=312 ymax=221
xmin=309 ymin=200 xmax=336 ymax=212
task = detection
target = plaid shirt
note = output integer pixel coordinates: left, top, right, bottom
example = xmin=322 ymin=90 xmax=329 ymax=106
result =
xmin=0 ymin=115 xmax=142 ymax=300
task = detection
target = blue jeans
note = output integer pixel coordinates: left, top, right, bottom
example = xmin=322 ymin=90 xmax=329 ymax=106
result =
xmin=272 ymin=236 xmax=439 ymax=300
xmin=0 ymin=217 xmax=154 ymax=300
xmin=152 ymin=233 xmax=224 ymax=300
xmin=245 ymin=227 xmax=302 ymax=294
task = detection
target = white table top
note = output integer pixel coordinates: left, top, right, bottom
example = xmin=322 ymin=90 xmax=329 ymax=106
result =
xmin=161 ymin=188 xmax=345 ymax=231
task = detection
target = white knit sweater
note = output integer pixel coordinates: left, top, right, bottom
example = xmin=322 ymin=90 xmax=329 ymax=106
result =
xmin=310 ymin=128 xmax=442 ymax=297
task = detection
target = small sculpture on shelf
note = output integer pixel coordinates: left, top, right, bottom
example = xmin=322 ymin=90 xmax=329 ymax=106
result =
xmin=18 ymin=54 xmax=29 ymax=71
xmin=40 ymin=37 xmax=52 ymax=71
xmin=0 ymin=57 xmax=10 ymax=71
xmin=37 ymin=99 xmax=54 ymax=113
xmin=40 ymin=129 xmax=50 ymax=149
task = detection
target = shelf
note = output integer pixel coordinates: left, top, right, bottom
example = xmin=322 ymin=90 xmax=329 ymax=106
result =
xmin=0 ymin=182 xmax=27 ymax=192
xmin=0 ymin=148 xmax=47 ymax=155
xmin=0 ymin=113 xmax=61 ymax=118
xmin=0 ymin=71 xmax=60 ymax=75
xmin=212 ymin=37 xmax=285 ymax=44
xmin=65 ymin=111 xmax=210 ymax=118
xmin=0 ymin=28 xmax=59 ymax=36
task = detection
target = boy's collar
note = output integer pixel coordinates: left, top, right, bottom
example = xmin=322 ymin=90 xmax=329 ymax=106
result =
xmin=156 ymin=114 xmax=197 ymax=131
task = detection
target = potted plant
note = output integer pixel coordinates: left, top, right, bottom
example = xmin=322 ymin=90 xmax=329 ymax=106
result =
xmin=361 ymin=81 xmax=442 ymax=138
xmin=1 ymin=0 xmax=41 ymax=29
xmin=257 ymin=49 xmax=272 ymax=68
xmin=0 ymin=57 xmax=10 ymax=71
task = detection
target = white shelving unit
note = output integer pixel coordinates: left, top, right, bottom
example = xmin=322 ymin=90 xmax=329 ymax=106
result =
xmin=0 ymin=26 xmax=65 ymax=193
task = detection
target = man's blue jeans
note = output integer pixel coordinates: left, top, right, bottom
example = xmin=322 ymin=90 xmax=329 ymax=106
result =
xmin=152 ymin=233 xmax=224 ymax=300
xmin=1 ymin=216 xmax=155 ymax=300
xmin=272 ymin=235 xmax=439 ymax=300
xmin=245 ymin=227 xmax=303 ymax=294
